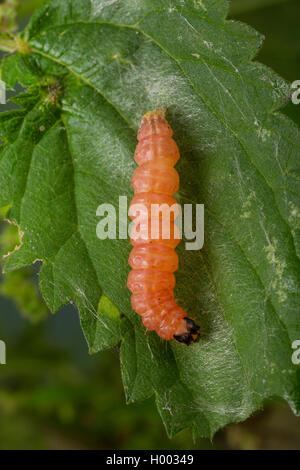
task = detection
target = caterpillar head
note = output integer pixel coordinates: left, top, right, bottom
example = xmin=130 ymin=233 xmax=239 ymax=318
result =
xmin=173 ymin=317 xmax=201 ymax=346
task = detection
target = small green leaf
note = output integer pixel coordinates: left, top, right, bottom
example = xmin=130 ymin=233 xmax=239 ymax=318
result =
xmin=91 ymin=295 xmax=122 ymax=353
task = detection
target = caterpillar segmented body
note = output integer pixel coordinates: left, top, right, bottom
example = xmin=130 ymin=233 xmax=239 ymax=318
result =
xmin=127 ymin=109 xmax=200 ymax=345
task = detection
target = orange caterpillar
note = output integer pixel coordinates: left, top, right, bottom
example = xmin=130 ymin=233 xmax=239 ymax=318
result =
xmin=127 ymin=109 xmax=200 ymax=345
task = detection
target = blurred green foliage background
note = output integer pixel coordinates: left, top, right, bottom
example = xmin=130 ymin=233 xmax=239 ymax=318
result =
xmin=0 ymin=0 xmax=299 ymax=450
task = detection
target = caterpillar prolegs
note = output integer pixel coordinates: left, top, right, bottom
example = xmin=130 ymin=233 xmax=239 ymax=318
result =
xmin=127 ymin=109 xmax=200 ymax=345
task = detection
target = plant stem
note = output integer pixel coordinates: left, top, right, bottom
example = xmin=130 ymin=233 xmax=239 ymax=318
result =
xmin=0 ymin=34 xmax=30 ymax=53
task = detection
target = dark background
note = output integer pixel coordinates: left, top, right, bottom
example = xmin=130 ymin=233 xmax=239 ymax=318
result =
xmin=0 ymin=0 xmax=299 ymax=450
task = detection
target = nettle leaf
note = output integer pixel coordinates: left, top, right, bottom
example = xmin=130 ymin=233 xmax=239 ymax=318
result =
xmin=0 ymin=0 xmax=300 ymax=438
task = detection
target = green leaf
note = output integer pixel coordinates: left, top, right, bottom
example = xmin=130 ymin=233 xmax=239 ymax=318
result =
xmin=0 ymin=0 xmax=299 ymax=438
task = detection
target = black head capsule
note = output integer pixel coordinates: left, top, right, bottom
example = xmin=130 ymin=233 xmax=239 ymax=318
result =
xmin=173 ymin=317 xmax=201 ymax=345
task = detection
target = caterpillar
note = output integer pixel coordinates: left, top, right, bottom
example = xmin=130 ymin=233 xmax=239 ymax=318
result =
xmin=127 ymin=109 xmax=201 ymax=345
